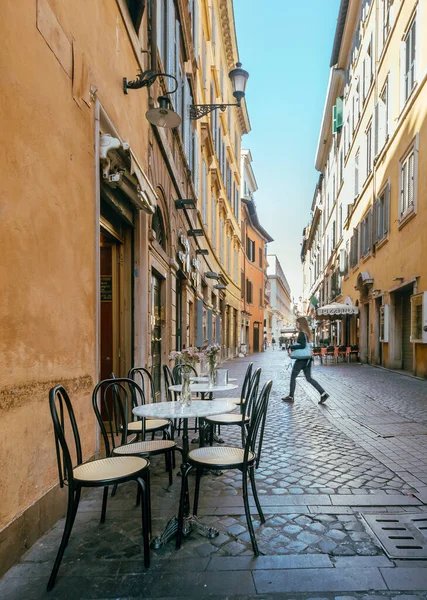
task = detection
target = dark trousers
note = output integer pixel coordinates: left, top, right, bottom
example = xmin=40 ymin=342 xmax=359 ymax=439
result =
xmin=289 ymin=358 xmax=325 ymax=397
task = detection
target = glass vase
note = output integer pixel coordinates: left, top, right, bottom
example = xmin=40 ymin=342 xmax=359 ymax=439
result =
xmin=208 ymin=360 xmax=216 ymax=388
xmin=180 ymin=369 xmax=192 ymax=407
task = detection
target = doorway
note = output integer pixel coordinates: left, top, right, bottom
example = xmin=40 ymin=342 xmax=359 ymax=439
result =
xmin=99 ymin=196 xmax=134 ymax=384
xmin=151 ymin=274 xmax=162 ymax=399
xmin=253 ymin=323 xmax=260 ymax=352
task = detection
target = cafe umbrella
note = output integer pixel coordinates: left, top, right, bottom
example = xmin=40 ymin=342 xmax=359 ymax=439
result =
xmin=316 ymin=302 xmax=359 ymax=346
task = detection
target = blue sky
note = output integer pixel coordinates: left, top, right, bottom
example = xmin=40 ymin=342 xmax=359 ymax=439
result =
xmin=234 ymin=0 xmax=341 ymax=301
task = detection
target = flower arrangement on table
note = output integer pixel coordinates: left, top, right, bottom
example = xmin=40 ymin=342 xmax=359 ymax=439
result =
xmin=203 ymin=343 xmax=221 ymax=384
xmin=169 ymin=347 xmax=205 ymax=406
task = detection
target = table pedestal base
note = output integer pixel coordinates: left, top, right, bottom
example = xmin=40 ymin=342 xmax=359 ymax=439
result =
xmin=151 ymin=515 xmax=219 ymax=549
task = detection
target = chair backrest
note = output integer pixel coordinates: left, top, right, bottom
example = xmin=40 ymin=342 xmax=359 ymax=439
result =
xmin=128 ymin=367 xmax=156 ymax=403
xmin=49 ymin=385 xmax=83 ymax=489
xmin=240 ymin=362 xmax=253 ymax=403
xmin=173 ymin=363 xmax=197 ymax=383
xmin=241 ymin=367 xmax=261 ymax=419
xmin=338 ymin=345 xmax=346 ymax=351
xmin=163 ymin=364 xmax=175 ymax=402
xmin=312 ymin=346 xmax=321 ymax=354
xmin=92 ymin=377 xmax=146 ymax=456
xmin=243 ymin=380 xmax=273 ymax=466
xmin=326 ymin=346 xmax=335 ymax=353
xmin=351 ymin=344 xmax=359 ymax=351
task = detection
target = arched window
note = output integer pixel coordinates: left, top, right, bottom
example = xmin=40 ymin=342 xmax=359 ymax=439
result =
xmin=152 ymin=206 xmax=166 ymax=251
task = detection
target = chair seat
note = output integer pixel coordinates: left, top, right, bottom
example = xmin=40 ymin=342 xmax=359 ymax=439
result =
xmin=113 ymin=440 xmax=176 ymax=456
xmin=205 ymin=413 xmax=248 ymax=425
xmin=188 ymin=446 xmax=255 ymax=467
xmin=73 ymin=456 xmax=148 ymax=482
xmin=128 ymin=419 xmax=169 ymax=432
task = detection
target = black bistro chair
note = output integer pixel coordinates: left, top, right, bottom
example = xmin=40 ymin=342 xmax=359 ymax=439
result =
xmin=349 ymin=344 xmax=360 ymax=362
xmin=177 ymin=380 xmax=273 ymax=556
xmin=312 ymin=346 xmax=322 ymax=365
xmin=47 ymin=385 xmax=150 ymax=591
xmin=205 ymin=367 xmax=261 ymax=448
xmin=218 ymin=362 xmax=253 ymax=406
xmin=92 ymin=377 xmax=178 ymax=486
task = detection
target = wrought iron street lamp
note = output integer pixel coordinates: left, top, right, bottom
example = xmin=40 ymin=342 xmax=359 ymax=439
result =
xmin=123 ymin=70 xmax=181 ymax=128
xmin=190 ymin=62 xmax=249 ymax=120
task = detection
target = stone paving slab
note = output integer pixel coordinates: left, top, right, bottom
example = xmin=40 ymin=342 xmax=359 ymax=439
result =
xmin=253 ymin=567 xmax=388 ymax=593
xmin=380 ymin=567 xmax=427 ymax=590
xmin=207 ymin=554 xmax=333 ymax=570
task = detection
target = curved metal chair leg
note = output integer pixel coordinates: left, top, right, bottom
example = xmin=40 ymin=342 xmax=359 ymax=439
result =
xmin=243 ymin=471 xmax=259 ymax=556
xmin=249 ymin=467 xmax=265 ymax=523
xmin=100 ymin=486 xmax=109 ymax=523
xmin=193 ymin=468 xmax=203 ymax=516
xmin=111 ymin=483 xmax=118 ymax=497
xmin=166 ymin=450 xmax=173 ymax=486
xmin=47 ymin=486 xmax=80 ymax=591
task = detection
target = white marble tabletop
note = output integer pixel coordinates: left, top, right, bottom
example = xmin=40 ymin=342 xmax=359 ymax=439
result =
xmin=132 ymin=399 xmax=237 ymax=420
xmin=169 ymin=382 xmax=238 ymax=393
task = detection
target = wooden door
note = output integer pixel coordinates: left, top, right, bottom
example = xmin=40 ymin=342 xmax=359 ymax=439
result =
xmin=151 ymin=275 xmax=162 ymax=398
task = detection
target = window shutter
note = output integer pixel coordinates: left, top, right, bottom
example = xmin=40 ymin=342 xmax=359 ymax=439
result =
xmin=372 ymin=199 xmax=378 ymax=245
xmin=241 ymin=271 xmax=245 ymax=299
xmin=166 ymin=0 xmax=176 ymax=82
xmin=193 ymin=130 xmax=199 ymax=198
xmin=196 ymin=299 xmax=204 ymax=347
xmin=408 ymin=151 xmax=415 ymax=207
xmin=193 ymin=0 xmax=199 ymax=62
xmin=183 ymin=78 xmax=191 ymax=161
xmin=211 ymin=194 xmax=216 ymax=249
xmin=384 ymin=184 xmax=390 ymax=235
xmin=354 ymin=153 xmax=359 ymax=197
xmin=157 ymin=0 xmax=165 ymax=66
xmin=367 ymin=208 xmax=372 ymax=253
xmin=207 ymin=309 xmax=213 ymax=344
xmin=374 ymin=102 xmax=379 ymax=156
xmin=215 ymin=314 xmax=221 ymax=344
xmin=202 ymin=159 xmax=207 ymax=224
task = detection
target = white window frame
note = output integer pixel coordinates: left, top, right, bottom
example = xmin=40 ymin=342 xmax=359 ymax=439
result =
xmin=366 ymin=120 xmax=373 ymax=177
xmin=399 ymin=135 xmax=418 ymax=223
xmin=401 ymin=14 xmax=417 ymax=107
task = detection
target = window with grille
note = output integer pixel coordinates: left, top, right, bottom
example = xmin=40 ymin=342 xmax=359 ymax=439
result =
xmin=400 ymin=145 xmax=415 ymax=218
xmin=404 ymin=18 xmax=416 ymax=102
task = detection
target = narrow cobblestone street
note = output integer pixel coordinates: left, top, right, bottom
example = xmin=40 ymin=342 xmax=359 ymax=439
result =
xmin=3 ymin=352 xmax=427 ymax=599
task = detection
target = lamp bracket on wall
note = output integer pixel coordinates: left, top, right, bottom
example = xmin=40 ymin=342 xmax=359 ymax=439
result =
xmin=189 ymin=102 xmax=239 ymax=120
xmin=123 ymin=71 xmax=178 ymax=94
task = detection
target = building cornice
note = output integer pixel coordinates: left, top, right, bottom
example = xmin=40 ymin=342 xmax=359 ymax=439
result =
xmin=218 ymin=0 xmax=251 ymax=135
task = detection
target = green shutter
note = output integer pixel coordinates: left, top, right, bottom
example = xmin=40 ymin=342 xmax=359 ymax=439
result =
xmin=333 ymin=97 xmax=344 ymax=133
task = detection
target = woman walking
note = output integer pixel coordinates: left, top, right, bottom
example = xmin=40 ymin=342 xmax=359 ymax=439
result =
xmin=282 ymin=316 xmax=329 ymax=404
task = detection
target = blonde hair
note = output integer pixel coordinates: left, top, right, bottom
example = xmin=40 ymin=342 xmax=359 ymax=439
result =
xmin=296 ymin=316 xmax=312 ymax=342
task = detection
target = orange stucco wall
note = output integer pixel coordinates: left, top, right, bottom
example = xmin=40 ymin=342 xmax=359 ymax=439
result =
xmin=0 ymin=0 xmax=150 ymax=532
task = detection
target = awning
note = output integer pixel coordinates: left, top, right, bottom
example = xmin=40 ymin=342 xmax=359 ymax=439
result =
xmin=317 ymin=302 xmax=359 ymax=319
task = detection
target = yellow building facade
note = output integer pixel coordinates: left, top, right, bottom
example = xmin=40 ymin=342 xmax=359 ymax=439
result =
xmin=303 ymin=0 xmax=427 ymax=377
xmin=0 ymin=0 xmax=249 ymax=574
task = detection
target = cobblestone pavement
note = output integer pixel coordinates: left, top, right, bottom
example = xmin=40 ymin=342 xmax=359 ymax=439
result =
xmin=2 ymin=351 xmax=427 ymax=599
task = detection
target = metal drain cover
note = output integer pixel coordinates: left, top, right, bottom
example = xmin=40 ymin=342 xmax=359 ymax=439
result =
xmin=363 ymin=513 xmax=427 ymax=558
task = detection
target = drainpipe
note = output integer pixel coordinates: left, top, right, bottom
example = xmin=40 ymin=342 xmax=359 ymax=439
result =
xmin=149 ymin=0 xmax=157 ymax=72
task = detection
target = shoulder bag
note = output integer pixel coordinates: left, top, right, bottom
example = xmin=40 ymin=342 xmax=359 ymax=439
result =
xmin=290 ymin=334 xmax=312 ymax=360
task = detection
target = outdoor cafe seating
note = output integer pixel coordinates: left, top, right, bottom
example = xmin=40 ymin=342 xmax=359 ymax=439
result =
xmin=46 ymin=362 xmax=270 ymax=590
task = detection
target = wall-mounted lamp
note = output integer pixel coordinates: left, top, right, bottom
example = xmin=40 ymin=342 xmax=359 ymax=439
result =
xmin=175 ymin=199 xmax=197 ymax=209
xmin=123 ymin=71 xmax=181 ymax=128
xmin=206 ymin=272 xmax=220 ymax=280
xmin=393 ymin=277 xmax=404 ymax=282
xmin=196 ymin=249 xmax=209 ymax=256
xmin=214 ymin=283 xmax=227 ymax=290
xmin=187 ymin=229 xmax=204 ymax=237
xmin=146 ymin=96 xmax=181 ymax=128
xmin=189 ymin=62 xmax=249 ymax=120
xmin=372 ymin=289 xmax=382 ymax=295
